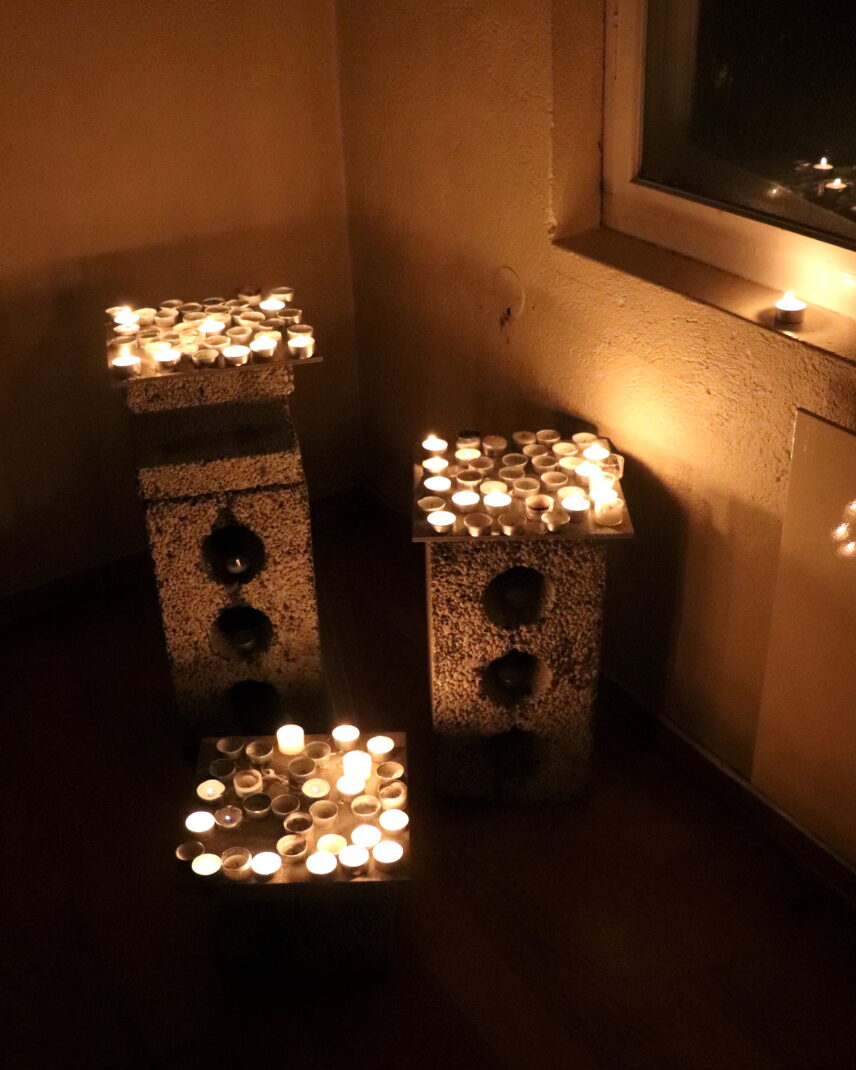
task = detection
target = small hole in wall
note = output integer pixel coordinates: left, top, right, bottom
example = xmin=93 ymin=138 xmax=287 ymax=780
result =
xmin=203 ymin=524 xmax=266 ymax=584
xmin=481 ymin=650 xmax=548 ymax=708
xmin=482 ymin=566 xmax=548 ymax=628
xmin=212 ymin=606 xmax=273 ymax=659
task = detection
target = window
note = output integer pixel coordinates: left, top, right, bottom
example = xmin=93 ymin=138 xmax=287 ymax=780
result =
xmin=604 ymin=0 xmax=856 ymax=319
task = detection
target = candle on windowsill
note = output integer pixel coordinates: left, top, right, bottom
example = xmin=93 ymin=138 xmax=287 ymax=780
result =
xmin=482 ymin=491 xmax=512 ymax=517
xmin=775 ymin=291 xmax=806 ymax=326
xmin=336 ymin=775 xmax=366 ymax=802
xmin=423 ymin=456 xmax=450 ymax=476
xmin=812 ymin=156 xmax=834 ymax=171
xmin=338 ymin=845 xmax=369 ymax=877
xmin=259 ymin=297 xmax=285 ymax=317
xmin=277 ymin=724 xmax=305 ymax=755
xmin=582 ymin=443 xmax=611 ymax=464
xmin=562 ymin=496 xmax=591 ymax=523
xmin=593 ymin=497 xmax=625 ymax=527
xmin=110 ymin=352 xmax=141 ymax=380
xmin=250 ymin=336 xmax=277 ymax=362
xmin=302 ymin=777 xmax=331 ymax=803
xmin=451 ymin=490 xmax=480 ymax=513
xmin=424 ymin=475 xmax=452 ymax=496
xmin=351 ymin=823 xmax=382 ymax=849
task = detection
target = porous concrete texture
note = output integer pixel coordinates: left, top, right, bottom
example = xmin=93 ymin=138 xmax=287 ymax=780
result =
xmin=124 ymin=364 xmax=295 ymax=414
xmin=428 ymin=538 xmax=606 ymax=802
xmin=146 ymin=482 xmax=322 ymax=734
xmin=134 ymin=399 xmax=303 ymax=501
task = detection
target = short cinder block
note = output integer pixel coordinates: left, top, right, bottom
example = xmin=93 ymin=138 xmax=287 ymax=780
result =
xmin=125 ymin=364 xmax=295 ymax=413
xmin=146 ymin=482 xmax=322 ymax=733
xmin=427 ymin=539 xmax=606 ymax=802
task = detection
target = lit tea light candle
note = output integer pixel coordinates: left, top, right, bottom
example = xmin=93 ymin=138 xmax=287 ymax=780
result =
xmin=837 ymin=540 xmax=856 ymax=558
xmin=199 ymin=316 xmax=224 ymax=336
xmin=775 ymin=291 xmax=806 ymax=326
xmin=113 ymin=308 xmax=140 ymax=326
xmin=593 ymin=497 xmax=625 ymax=527
xmin=306 ymin=851 xmax=337 ymax=879
xmin=482 ymin=435 xmax=508 ymax=457
xmin=483 ymin=491 xmax=512 ymax=517
xmin=824 ymin=177 xmax=849 ymax=193
xmin=343 ymin=749 xmax=373 ymax=781
xmin=582 ymin=443 xmax=611 ymax=463
xmin=422 ymin=434 xmax=448 ymax=454
xmin=251 ymin=852 xmax=282 ymax=882
xmin=196 ymin=779 xmax=226 ymax=803
xmin=424 ymin=475 xmax=452 ymax=495
xmin=191 ymin=853 xmax=222 ymax=877
xmin=332 ymin=724 xmax=360 ymax=751
xmin=287 ymin=325 xmax=315 ymax=358
xmin=846 ymin=501 xmax=856 ymax=519
xmin=277 ymin=724 xmax=305 ymax=755
xmin=185 ymin=811 xmax=215 ymax=835
xmin=367 ymin=735 xmax=395 ymax=761
xmin=480 ymin=480 xmax=508 ymax=496
xmin=372 ymin=840 xmax=404 ymax=871
xmin=153 ymin=346 xmax=182 ymax=373
xmin=562 ymin=496 xmax=590 ymax=523
xmin=574 ymin=461 xmax=600 ymax=488
xmin=246 ymin=335 xmax=276 ymax=362
xmin=112 ymin=323 xmax=139 ymax=339
xmin=302 ymin=777 xmax=331 ymax=803
xmin=831 ymin=522 xmax=852 ymax=542
xmin=451 ymin=490 xmax=480 ymax=513
xmin=222 ymin=344 xmax=250 ymax=367
xmin=259 ymin=297 xmax=285 ymax=317
xmin=336 ymin=775 xmax=366 ymax=802
xmin=557 ymin=484 xmax=586 ymax=501
xmin=317 ymin=834 xmax=348 ymax=855
xmin=214 ymin=805 xmax=243 ymax=831
xmin=812 ymin=156 xmax=834 ymax=171
xmin=423 ymin=456 xmax=450 ymax=476
xmin=338 ymin=844 xmax=369 ymax=877
xmin=455 ymin=447 xmax=482 ymax=466
xmin=427 ymin=509 xmax=456 ymax=534
xmin=351 ymin=823 xmax=382 ymax=849
xmin=111 ymin=352 xmax=141 ymax=380
xmin=379 ymin=809 xmax=409 ymax=836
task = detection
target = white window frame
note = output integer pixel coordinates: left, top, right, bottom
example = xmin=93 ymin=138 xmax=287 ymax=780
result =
xmin=603 ymin=0 xmax=856 ymax=320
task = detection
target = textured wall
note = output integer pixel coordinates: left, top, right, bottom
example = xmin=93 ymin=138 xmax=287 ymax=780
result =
xmin=0 ymin=0 xmax=360 ymax=597
xmin=336 ymin=0 xmax=856 ymax=786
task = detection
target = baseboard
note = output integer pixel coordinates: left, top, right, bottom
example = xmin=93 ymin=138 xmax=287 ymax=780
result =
xmin=599 ymin=676 xmax=856 ymax=905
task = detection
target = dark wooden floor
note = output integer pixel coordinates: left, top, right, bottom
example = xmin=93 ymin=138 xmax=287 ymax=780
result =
xmin=3 ymin=493 xmax=854 ymax=1070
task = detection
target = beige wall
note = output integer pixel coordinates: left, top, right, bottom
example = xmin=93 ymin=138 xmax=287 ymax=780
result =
xmin=0 ymin=0 xmax=360 ymax=597
xmin=336 ymin=0 xmax=856 ymax=792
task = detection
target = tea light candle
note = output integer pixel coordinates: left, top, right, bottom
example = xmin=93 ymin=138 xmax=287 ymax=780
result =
xmin=512 ymin=477 xmax=540 ymax=499
xmin=191 ymin=853 xmax=222 ymax=877
xmin=379 ymin=809 xmax=410 ymax=836
xmin=456 ymin=431 xmax=481 ymax=450
xmin=456 ymin=470 xmax=483 ymax=493
xmin=512 ymin=431 xmax=536 ymax=447
xmin=196 ymin=779 xmax=226 ymax=804
xmin=251 ymin=852 xmax=282 ymax=881
xmin=153 ymin=347 xmax=182 ymax=373
xmin=824 ymin=177 xmax=849 ymax=193
xmin=338 ymin=844 xmax=369 ymax=877
xmin=593 ymin=497 xmax=625 ymax=526
xmin=372 ymin=840 xmax=404 ymax=871
xmin=838 ymin=540 xmax=856 ymax=558
xmin=536 ymin=429 xmax=561 ymax=446
xmin=557 ymin=484 xmax=586 ymax=501
xmin=422 ymin=434 xmax=448 ymax=454
xmin=277 ymin=724 xmax=305 ymax=755
xmin=378 ymin=781 xmax=408 ymax=810
xmin=502 ymin=452 xmax=529 ymax=468
xmin=223 ymin=344 xmax=250 ymax=367
xmin=812 ymin=156 xmax=834 ymax=171
xmin=480 ymin=480 xmax=508 ymax=496
xmin=523 ymin=443 xmax=548 ymax=459
xmin=287 ymin=325 xmax=315 ymax=358
xmin=343 ymin=749 xmax=372 ymax=781
xmin=562 ymin=496 xmax=590 ymax=523
xmin=424 ymin=475 xmax=452 ymax=495
xmin=499 ymin=466 xmax=525 ymax=482
xmin=249 ymin=335 xmax=278 ymax=361
xmin=191 ymin=348 xmax=219 ymax=368
xmin=352 ymin=794 xmax=382 ymax=822
xmin=376 ymin=761 xmax=405 ymax=784
xmin=306 ymin=851 xmax=337 ymax=879
xmin=831 ymin=522 xmax=852 ymax=542
xmin=427 ymin=510 xmax=456 ymax=534
xmin=234 ymin=769 xmax=264 ymax=798
xmin=424 ymin=456 xmax=450 ymax=476
xmin=775 ymin=291 xmax=806 ymax=326
xmin=259 ymin=297 xmax=285 ymax=317
xmin=332 ymin=724 xmax=360 ymax=751
xmin=336 ymin=775 xmax=366 ymax=802
xmin=574 ymin=461 xmax=601 ymax=488
xmin=419 ymin=495 xmax=447 ymax=514
xmin=317 ymin=834 xmax=348 ymax=855
xmin=571 ymin=432 xmax=598 ymax=449
xmin=455 ymin=447 xmax=481 ymax=466
xmin=277 ymin=834 xmax=308 ymax=864
xmin=465 ymin=512 xmax=493 ymax=536
xmin=199 ymin=316 xmax=225 ymax=336
xmin=308 ymin=800 xmax=339 ymax=829
xmin=111 ymin=352 xmax=142 ymax=380
xmin=214 ymin=805 xmax=243 ymax=830
xmin=498 ymin=510 xmax=526 ymax=536
xmin=582 ymin=443 xmax=611 ymax=463
xmin=524 ymin=494 xmax=554 ymax=521
xmin=367 ymin=735 xmax=395 ymax=761
xmin=470 ymin=456 xmax=494 ymax=476
xmin=185 ymin=811 xmax=215 ymax=835
xmin=451 ymin=490 xmax=480 ymax=513
xmin=302 ymin=777 xmax=331 ymax=803
xmin=483 ymin=491 xmax=512 ymax=517
xmin=351 ymin=823 xmax=382 ymax=849
xmin=226 ymin=325 xmax=254 ymax=345
xmin=113 ymin=308 xmax=140 ymax=327
xmin=221 ymin=847 xmax=253 ymax=881
xmin=176 ymin=840 xmax=205 ymax=862
xmin=543 ymin=508 xmax=570 ymax=532
xmin=552 ymin=442 xmax=578 ymax=458
xmin=482 ymin=435 xmax=508 ymax=457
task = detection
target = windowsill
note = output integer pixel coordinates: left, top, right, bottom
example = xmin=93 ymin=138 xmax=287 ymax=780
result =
xmin=556 ymin=228 xmax=856 ymax=367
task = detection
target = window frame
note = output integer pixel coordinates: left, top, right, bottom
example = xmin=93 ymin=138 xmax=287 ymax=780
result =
xmin=603 ymin=0 xmax=856 ymax=320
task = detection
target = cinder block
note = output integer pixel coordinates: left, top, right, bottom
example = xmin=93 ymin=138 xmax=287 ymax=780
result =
xmin=146 ymin=482 xmax=322 ymax=734
xmin=427 ymin=539 xmax=606 ymax=802
xmin=125 ymin=364 xmax=295 ymax=413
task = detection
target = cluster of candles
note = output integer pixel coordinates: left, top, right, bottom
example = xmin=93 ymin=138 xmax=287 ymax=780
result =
xmin=416 ymin=428 xmax=626 ymax=536
xmin=177 ymin=723 xmax=408 ymax=881
xmin=106 ymin=286 xmax=316 ymax=379
xmin=779 ymin=157 xmax=856 ymax=214
xmin=831 ymin=499 xmax=856 ymax=559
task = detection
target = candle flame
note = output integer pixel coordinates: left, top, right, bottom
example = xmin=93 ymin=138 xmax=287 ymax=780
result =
xmin=821 ymin=157 xmax=828 ymax=166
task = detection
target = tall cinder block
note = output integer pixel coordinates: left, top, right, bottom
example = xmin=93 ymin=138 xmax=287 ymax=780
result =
xmin=427 ymin=539 xmax=606 ymax=803
xmin=125 ymin=364 xmax=323 ymax=735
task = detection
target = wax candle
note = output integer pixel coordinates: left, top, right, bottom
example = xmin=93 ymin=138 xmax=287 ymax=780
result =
xmin=332 ymin=724 xmax=360 ymax=751
xmin=306 ymin=851 xmax=337 ymax=879
xmin=812 ymin=156 xmax=834 ymax=171
xmin=223 ymin=344 xmax=250 ymax=367
xmin=775 ymin=291 xmax=806 ymax=326
xmin=191 ymin=853 xmax=222 ymax=877
xmin=287 ymin=325 xmax=315 ymax=358
xmin=482 ymin=491 xmax=512 ymax=517
xmin=582 ymin=443 xmax=611 ymax=463
xmin=317 ymin=834 xmax=348 ymax=855
xmin=422 ymin=434 xmax=448 ymax=454
xmin=351 ymin=823 xmax=382 ymax=849
xmin=451 ymin=490 xmax=480 ymax=514
xmin=185 ymin=811 xmax=215 ymax=835
xmin=379 ymin=810 xmax=409 ymax=836
xmin=111 ymin=352 xmax=141 ymax=380
xmin=259 ymin=297 xmax=285 ymax=317
xmin=562 ymin=496 xmax=590 ymax=523
xmin=424 ymin=475 xmax=452 ymax=495
xmin=196 ymin=779 xmax=226 ymax=803
xmin=338 ymin=845 xmax=369 ymax=877
xmin=480 ymin=480 xmax=508 ymax=496
xmin=482 ymin=435 xmax=508 ymax=457
xmin=336 ymin=775 xmax=366 ymax=802
xmin=593 ymin=497 xmax=625 ymax=527
xmin=367 ymin=735 xmax=395 ymax=760
xmin=153 ymin=347 xmax=182 ymax=373
xmin=214 ymin=805 xmax=243 ymax=830
xmin=574 ymin=461 xmax=601 ymax=488
xmin=113 ymin=308 xmax=140 ymax=326
xmin=423 ymin=456 xmax=450 ymax=476
xmin=455 ymin=448 xmax=481 ymax=467
xmin=831 ymin=522 xmax=852 ymax=543
xmin=372 ymin=840 xmax=404 ymax=871
xmin=427 ymin=509 xmax=456 ymax=534
xmin=276 ymin=834 xmax=308 ymax=864
xmin=302 ymin=777 xmax=331 ymax=803
xmin=277 ymin=724 xmax=305 ymax=755
xmin=837 ymin=540 xmax=856 ymax=558
xmin=343 ymin=749 xmax=372 ymax=781
xmin=251 ymin=852 xmax=282 ymax=882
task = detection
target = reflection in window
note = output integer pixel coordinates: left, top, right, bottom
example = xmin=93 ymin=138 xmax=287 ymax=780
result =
xmin=640 ymin=1 xmax=856 ymax=249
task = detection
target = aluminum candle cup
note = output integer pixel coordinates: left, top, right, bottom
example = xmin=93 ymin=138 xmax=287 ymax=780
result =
xmin=271 ymin=794 xmax=301 ymax=819
xmin=196 ymin=779 xmax=226 ymax=804
xmin=427 ymin=510 xmax=456 ymax=534
xmin=572 ymin=432 xmax=598 ymax=449
xmin=523 ymin=444 xmax=548 ymax=460
xmin=309 ymin=800 xmax=339 ymax=830
xmin=482 ymin=435 xmax=508 ymax=457
xmin=480 ymin=480 xmax=508 ymax=496
xmin=543 ymin=508 xmax=570 ymax=533
xmin=482 ymin=491 xmax=511 ymax=517
xmin=216 ymin=735 xmax=244 ymax=758
xmin=465 ymin=512 xmax=492 ymax=537
xmin=536 ymin=429 xmax=561 ymax=446
xmin=379 ymin=810 xmax=410 ymax=837
xmin=153 ymin=347 xmax=182 ymax=373
xmin=317 ymin=834 xmax=348 ymax=855
xmin=424 ymin=475 xmax=452 ymax=496
xmin=421 ymin=434 xmax=448 ymax=455
xmin=593 ymin=497 xmax=625 ymax=527
xmin=378 ymin=781 xmax=408 ymax=810
xmin=455 ymin=447 xmax=482 ymax=466
xmin=191 ymin=348 xmax=219 ymax=368
xmin=332 ymin=724 xmax=360 ymax=752
xmin=234 ymin=770 xmax=264 ymax=798
xmin=531 ymin=454 xmax=558 ymax=474
xmin=498 ymin=511 xmax=526 ymax=536
xmin=557 ymin=484 xmax=586 ymax=502
xmin=419 ymin=495 xmax=447 ymax=514
xmin=286 ymin=325 xmax=315 ymax=358
xmin=301 ymin=778 xmax=331 ymax=804
xmin=423 ymin=456 xmax=450 ymax=477
xmin=209 ymin=758 xmax=236 ymax=782
xmin=191 ymin=854 xmax=222 ymax=877
xmin=214 ymin=805 xmax=243 ymax=831
xmin=562 ymin=497 xmax=591 ymax=523
xmin=243 ymin=793 xmax=272 ymax=820
xmin=775 ymin=291 xmax=806 ymax=326
xmin=338 ymin=845 xmax=370 ymax=877
xmin=351 ymin=794 xmax=382 ymax=822
xmin=456 ymin=470 xmax=483 ymax=493
xmin=251 ymin=852 xmax=282 ymax=882
xmin=451 ymin=490 xmax=480 ymax=514
xmin=351 ymin=823 xmax=382 ymax=849
xmin=204 ymin=334 xmax=230 ymax=353
xmin=176 ymin=840 xmax=205 ymax=862
xmin=221 ymin=846 xmax=253 ymax=881
xmin=245 ymin=739 xmax=275 ymax=766
xmin=287 ymin=756 xmax=316 ymax=786
xmin=223 ymin=344 xmax=250 ymax=367
xmin=512 ymin=431 xmax=536 ymax=447
xmin=249 ymin=336 xmax=277 ymax=362
xmin=284 ymin=811 xmax=313 ymax=837
xmin=557 ymin=456 xmax=584 ymax=479
xmin=238 ymin=287 xmax=262 ymax=306
xmin=111 ymin=353 xmax=142 ymax=380
xmin=541 ymin=471 xmax=568 ymax=494
xmin=304 ymin=741 xmax=332 ymax=765
xmin=269 ymin=285 xmax=296 ymax=304
xmin=226 ymin=326 xmax=253 ymax=345
xmin=524 ymin=494 xmax=554 ymax=521
xmin=259 ymin=297 xmax=285 ymax=317
xmin=376 ymin=761 xmax=404 ymax=784
xmin=372 ymin=840 xmax=404 ymax=871
xmin=502 ymin=452 xmax=529 ymax=468
xmin=276 ymin=834 xmax=308 ymax=864
xmin=470 ymin=456 xmax=494 ymax=477
xmin=574 ymin=461 xmax=600 ymax=489
xmin=456 ymin=431 xmax=481 ymax=450
xmin=185 ymin=811 xmax=215 ymax=835
xmin=498 ymin=466 xmax=525 ymax=483
xmin=336 ymin=775 xmax=366 ymax=803
xmin=367 ymin=735 xmax=395 ymax=761
xmin=280 ymin=307 xmax=302 ymax=325
xmin=512 ymin=477 xmax=540 ymax=499
xmin=306 ymin=851 xmax=337 ymax=880
xmin=552 ymin=441 xmax=578 ymax=458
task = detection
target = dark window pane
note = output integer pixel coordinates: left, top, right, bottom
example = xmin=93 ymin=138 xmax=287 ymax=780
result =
xmin=640 ymin=0 xmax=856 ymax=249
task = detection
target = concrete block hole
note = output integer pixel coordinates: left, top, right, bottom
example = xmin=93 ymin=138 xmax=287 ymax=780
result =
xmin=481 ymin=650 xmax=550 ymax=708
xmin=212 ymin=605 xmax=273 ymax=659
xmin=203 ymin=523 xmax=266 ymax=584
xmin=482 ymin=566 xmax=548 ymax=628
